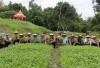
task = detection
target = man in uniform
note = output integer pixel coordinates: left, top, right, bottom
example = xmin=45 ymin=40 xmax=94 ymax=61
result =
xmin=0 ymin=35 xmax=4 ymax=48
xmin=26 ymin=33 xmax=32 ymax=43
xmin=84 ymin=35 xmax=91 ymax=45
xmin=70 ymin=34 xmax=75 ymax=45
xmin=12 ymin=31 xmax=19 ymax=45
xmin=91 ymin=36 xmax=98 ymax=46
xmin=75 ymin=35 xmax=84 ymax=46
xmin=19 ymin=34 xmax=26 ymax=43
xmin=49 ymin=33 xmax=56 ymax=48
xmin=4 ymin=34 xmax=11 ymax=47
xmin=62 ymin=34 xmax=68 ymax=45
xmin=33 ymin=34 xmax=38 ymax=43
xmin=41 ymin=34 xmax=46 ymax=43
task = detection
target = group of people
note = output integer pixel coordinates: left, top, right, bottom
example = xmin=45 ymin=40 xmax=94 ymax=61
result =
xmin=0 ymin=31 xmax=100 ymax=48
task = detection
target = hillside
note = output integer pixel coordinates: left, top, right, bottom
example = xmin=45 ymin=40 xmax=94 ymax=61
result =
xmin=0 ymin=19 xmax=52 ymax=34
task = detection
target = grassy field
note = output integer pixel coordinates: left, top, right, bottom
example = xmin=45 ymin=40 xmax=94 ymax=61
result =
xmin=0 ymin=18 xmax=52 ymax=34
xmin=0 ymin=43 xmax=53 ymax=68
xmin=59 ymin=46 xmax=100 ymax=68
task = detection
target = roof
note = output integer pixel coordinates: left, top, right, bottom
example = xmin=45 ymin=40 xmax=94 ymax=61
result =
xmin=13 ymin=10 xmax=26 ymax=18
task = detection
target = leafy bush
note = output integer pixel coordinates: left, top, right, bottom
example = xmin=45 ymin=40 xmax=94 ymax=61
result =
xmin=0 ymin=11 xmax=17 ymax=19
xmin=93 ymin=24 xmax=100 ymax=31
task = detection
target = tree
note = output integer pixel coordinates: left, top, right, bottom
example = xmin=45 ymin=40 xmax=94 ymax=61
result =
xmin=43 ymin=2 xmax=79 ymax=31
xmin=91 ymin=13 xmax=100 ymax=26
xmin=0 ymin=0 xmax=3 ymax=12
xmin=93 ymin=0 xmax=100 ymax=13
xmin=28 ymin=0 xmax=44 ymax=26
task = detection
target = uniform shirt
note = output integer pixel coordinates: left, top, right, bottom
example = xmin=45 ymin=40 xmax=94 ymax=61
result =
xmin=84 ymin=38 xmax=91 ymax=44
xmin=91 ymin=39 xmax=96 ymax=44
xmin=63 ymin=38 xmax=68 ymax=44
xmin=41 ymin=38 xmax=45 ymax=43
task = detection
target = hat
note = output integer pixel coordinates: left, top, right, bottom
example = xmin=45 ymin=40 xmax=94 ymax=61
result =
xmin=1 ymin=33 xmax=5 ymax=35
xmin=27 ymin=33 xmax=31 ymax=35
xmin=79 ymin=35 xmax=83 ymax=38
xmin=75 ymin=36 xmax=78 ymax=38
xmin=19 ymin=34 xmax=23 ymax=36
xmin=57 ymin=36 xmax=61 ymax=38
xmin=86 ymin=35 xmax=90 ymax=38
xmin=14 ymin=31 xmax=18 ymax=34
xmin=62 ymin=34 xmax=66 ymax=36
xmin=6 ymin=34 xmax=9 ymax=36
xmin=41 ymin=34 xmax=45 ymax=36
xmin=50 ymin=33 xmax=54 ymax=36
xmin=91 ymin=36 xmax=96 ymax=39
xmin=34 ymin=34 xmax=37 ymax=36
xmin=71 ymin=34 xmax=75 ymax=37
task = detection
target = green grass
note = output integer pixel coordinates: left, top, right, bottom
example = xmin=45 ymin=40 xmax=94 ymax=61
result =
xmin=90 ymin=32 xmax=100 ymax=38
xmin=59 ymin=46 xmax=100 ymax=68
xmin=0 ymin=43 xmax=53 ymax=68
xmin=0 ymin=18 xmax=52 ymax=34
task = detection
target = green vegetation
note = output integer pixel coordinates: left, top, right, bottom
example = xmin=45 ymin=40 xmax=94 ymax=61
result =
xmin=0 ymin=43 xmax=53 ymax=68
xmin=0 ymin=11 xmax=17 ymax=19
xmin=0 ymin=0 xmax=100 ymax=32
xmin=59 ymin=46 xmax=100 ymax=68
xmin=0 ymin=19 xmax=52 ymax=34
xmin=1 ymin=43 xmax=100 ymax=68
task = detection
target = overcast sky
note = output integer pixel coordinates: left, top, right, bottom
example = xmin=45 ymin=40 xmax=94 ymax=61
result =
xmin=4 ymin=0 xmax=95 ymax=20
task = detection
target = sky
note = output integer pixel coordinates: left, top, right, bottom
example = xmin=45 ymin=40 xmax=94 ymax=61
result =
xmin=4 ymin=0 xmax=95 ymax=20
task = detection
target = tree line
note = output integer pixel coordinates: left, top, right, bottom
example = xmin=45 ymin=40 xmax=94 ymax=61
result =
xmin=0 ymin=0 xmax=100 ymax=32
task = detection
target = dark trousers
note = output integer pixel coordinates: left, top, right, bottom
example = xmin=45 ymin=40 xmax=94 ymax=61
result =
xmin=13 ymin=39 xmax=19 ymax=45
xmin=75 ymin=43 xmax=83 ymax=46
xmin=4 ymin=41 xmax=11 ymax=47
xmin=92 ymin=43 xmax=97 ymax=46
xmin=0 ymin=43 xmax=4 ymax=48
xmin=52 ymin=41 xmax=56 ymax=48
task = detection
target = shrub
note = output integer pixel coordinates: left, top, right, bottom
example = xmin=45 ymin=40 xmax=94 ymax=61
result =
xmin=93 ymin=25 xmax=100 ymax=31
xmin=0 ymin=11 xmax=17 ymax=19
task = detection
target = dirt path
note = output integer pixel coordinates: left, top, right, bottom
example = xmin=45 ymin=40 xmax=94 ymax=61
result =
xmin=47 ymin=47 xmax=61 ymax=68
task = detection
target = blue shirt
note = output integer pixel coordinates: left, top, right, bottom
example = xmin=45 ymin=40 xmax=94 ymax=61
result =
xmin=63 ymin=38 xmax=68 ymax=44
